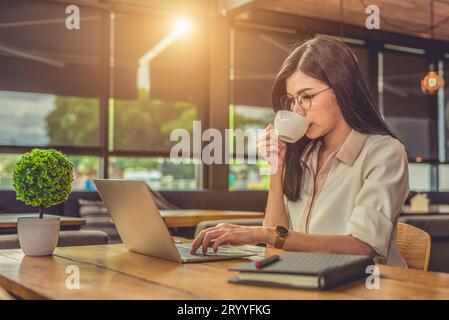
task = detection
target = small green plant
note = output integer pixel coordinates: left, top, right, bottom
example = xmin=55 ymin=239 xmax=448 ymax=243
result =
xmin=13 ymin=148 xmax=74 ymax=219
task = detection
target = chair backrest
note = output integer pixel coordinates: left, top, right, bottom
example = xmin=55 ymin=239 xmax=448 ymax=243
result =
xmin=396 ymin=223 xmax=431 ymax=271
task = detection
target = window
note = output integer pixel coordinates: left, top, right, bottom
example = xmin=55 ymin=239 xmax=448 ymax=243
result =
xmin=109 ymin=157 xmax=200 ymax=190
xmin=0 ymin=0 xmax=102 ymax=147
xmin=0 ymin=153 xmax=100 ymax=191
xmin=230 ymin=105 xmax=274 ymax=153
xmin=228 ymin=105 xmax=273 ymax=190
xmin=111 ymin=13 xmax=202 ymax=152
xmin=228 ymin=29 xmax=299 ymax=190
xmin=439 ymin=164 xmax=449 ymax=191
xmin=0 ymin=154 xmax=18 ymax=189
xmin=70 ymin=156 xmax=101 ymax=191
xmin=229 ymin=160 xmax=270 ymax=191
xmin=232 ymin=29 xmax=299 ymax=108
xmin=444 ymin=57 xmax=449 ymax=161
xmin=1 ymin=2 xmax=445 ymax=194
xmin=409 ymin=163 xmax=432 ymax=192
xmin=0 ymin=1 xmax=206 ymax=191
xmin=0 ymin=91 xmax=100 ymax=147
xmin=382 ymin=48 xmax=438 ymax=161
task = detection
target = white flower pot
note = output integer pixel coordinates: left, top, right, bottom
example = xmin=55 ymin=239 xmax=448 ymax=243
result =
xmin=17 ymin=216 xmax=60 ymax=256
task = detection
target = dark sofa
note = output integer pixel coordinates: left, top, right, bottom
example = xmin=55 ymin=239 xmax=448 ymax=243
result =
xmin=0 ymin=190 xmax=269 ymax=216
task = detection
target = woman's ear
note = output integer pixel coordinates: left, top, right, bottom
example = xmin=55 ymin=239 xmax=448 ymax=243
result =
xmin=330 ymin=90 xmax=339 ymax=106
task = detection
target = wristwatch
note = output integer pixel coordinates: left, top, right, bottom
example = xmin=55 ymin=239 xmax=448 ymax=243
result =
xmin=274 ymin=225 xmax=289 ymax=249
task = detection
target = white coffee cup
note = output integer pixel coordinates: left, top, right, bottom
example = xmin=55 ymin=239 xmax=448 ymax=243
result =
xmin=273 ymin=110 xmax=310 ymax=143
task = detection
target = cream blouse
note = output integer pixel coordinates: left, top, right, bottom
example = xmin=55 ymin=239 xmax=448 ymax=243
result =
xmin=284 ymin=129 xmax=409 ymax=267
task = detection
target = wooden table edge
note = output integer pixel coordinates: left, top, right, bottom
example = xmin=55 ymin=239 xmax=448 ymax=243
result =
xmin=0 ymin=214 xmax=86 ymax=230
xmin=0 ymin=252 xmax=49 ymax=300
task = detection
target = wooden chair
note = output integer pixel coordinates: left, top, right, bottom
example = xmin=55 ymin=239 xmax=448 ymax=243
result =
xmin=0 ymin=287 xmax=13 ymax=300
xmin=396 ymin=222 xmax=431 ymax=271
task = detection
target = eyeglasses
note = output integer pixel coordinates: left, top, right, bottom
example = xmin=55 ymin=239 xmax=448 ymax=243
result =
xmin=280 ymin=87 xmax=332 ymax=112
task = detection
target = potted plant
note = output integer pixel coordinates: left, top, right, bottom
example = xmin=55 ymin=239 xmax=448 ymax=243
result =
xmin=13 ymin=148 xmax=74 ymax=256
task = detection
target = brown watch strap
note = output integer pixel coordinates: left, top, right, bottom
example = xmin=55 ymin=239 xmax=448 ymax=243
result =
xmin=274 ymin=235 xmax=286 ymax=249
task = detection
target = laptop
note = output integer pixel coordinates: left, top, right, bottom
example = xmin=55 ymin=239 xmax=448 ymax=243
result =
xmin=93 ymin=179 xmax=257 ymax=263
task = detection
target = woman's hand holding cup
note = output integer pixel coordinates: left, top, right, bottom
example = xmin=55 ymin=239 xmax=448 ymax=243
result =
xmin=257 ymin=123 xmax=286 ymax=175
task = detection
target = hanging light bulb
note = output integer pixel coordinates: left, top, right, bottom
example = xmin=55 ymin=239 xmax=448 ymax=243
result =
xmin=421 ymin=0 xmax=444 ymax=95
xmin=421 ymin=69 xmax=444 ymax=95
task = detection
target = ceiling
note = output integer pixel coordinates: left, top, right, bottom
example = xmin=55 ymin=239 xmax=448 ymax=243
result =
xmin=221 ymin=0 xmax=449 ymax=42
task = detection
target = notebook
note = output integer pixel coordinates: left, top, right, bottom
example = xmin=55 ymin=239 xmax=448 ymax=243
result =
xmin=228 ymin=252 xmax=375 ymax=290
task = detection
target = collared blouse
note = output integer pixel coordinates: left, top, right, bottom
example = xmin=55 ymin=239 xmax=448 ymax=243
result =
xmin=284 ymin=129 xmax=410 ymax=267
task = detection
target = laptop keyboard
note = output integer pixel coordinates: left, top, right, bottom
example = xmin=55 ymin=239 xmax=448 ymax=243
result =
xmin=176 ymin=245 xmax=217 ymax=259
xmin=175 ymin=243 xmax=253 ymax=259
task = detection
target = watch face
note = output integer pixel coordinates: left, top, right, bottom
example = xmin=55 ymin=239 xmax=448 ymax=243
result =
xmin=275 ymin=225 xmax=288 ymax=237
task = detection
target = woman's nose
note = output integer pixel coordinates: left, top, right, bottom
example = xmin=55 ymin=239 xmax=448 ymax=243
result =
xmin=292 ymin=104 xmax=307 ymax=117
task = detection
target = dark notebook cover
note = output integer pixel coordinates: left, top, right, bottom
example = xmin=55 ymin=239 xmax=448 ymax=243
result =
xmin=229 ymin=252 xmax=375 ymax=290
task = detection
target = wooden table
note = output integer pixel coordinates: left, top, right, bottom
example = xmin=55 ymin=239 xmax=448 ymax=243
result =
xmin=0 ymin=214 xmax=85 ymax=234
xmin=1 ymin=243 xmax=449 ymax=299
xmin=159 ymin=210 xmax=264 ymax=228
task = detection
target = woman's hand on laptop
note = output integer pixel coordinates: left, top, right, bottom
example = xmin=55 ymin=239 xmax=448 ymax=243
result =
xmin=190 ymin=223 xmax=274 ymax=255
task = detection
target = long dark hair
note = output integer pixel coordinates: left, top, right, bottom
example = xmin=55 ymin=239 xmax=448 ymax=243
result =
xmin=272 ymin=37 xmax=398 ymax=201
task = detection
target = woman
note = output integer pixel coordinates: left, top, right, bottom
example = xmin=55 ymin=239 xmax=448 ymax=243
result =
xmin=191 ymin=37 xmax=409 ymax=267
